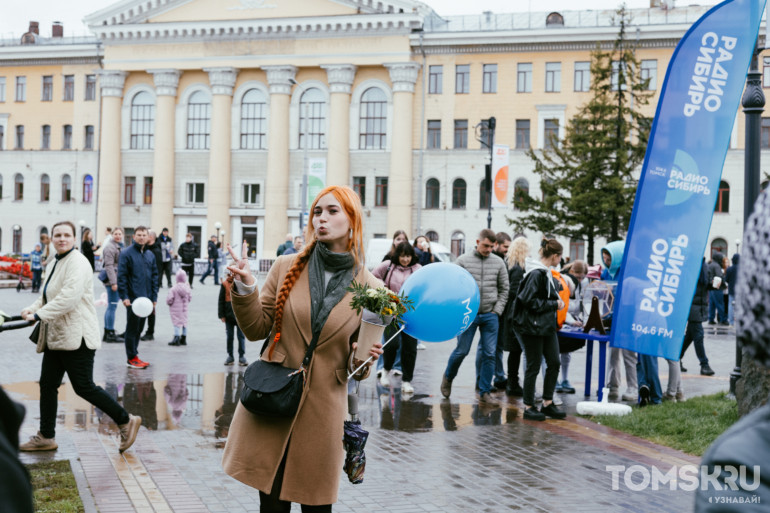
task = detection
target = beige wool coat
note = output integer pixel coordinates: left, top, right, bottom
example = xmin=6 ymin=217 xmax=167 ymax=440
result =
xmin=222 ymin=254 xmax=381 ymax=505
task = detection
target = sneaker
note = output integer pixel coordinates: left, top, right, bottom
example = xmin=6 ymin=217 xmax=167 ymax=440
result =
xmin=118 ymin=415 xmax=142 ymax=453
xmin=523 ymin=406 xmax=546 ymax=421
xmin=541 ymin=402 xmax=567 ymax=419
xmin=700 ymin=364 xmax=715 ymax=376
xmin=140 ymin=332 xmax=154 ymax=341
xmin=675 ymin=391 xmax=686 ymax=402
xmin=224 ymin=356 xmax=235 ymax=366
xmin=440 ymin=376 xmax=452 ymax=398
xmin=20 ymin=432 xmax=58 ymax=452
xmin=662 ymin=392 xmax=677 ymax=403
xmin=392 ymin=369 xmax=403 ymax=377
xmin=506 ymin=383 xmax=524 ymax=397
xmin=401 ymin=381 xmax=414 ymax=394
xmin=639 ymin=385 xmax=650 ymax=407
xmin=238 ymin=357 xmax=248 ymax=366
xmin=559 ymin=380 xmax=576 ymax=394
xmin=380 ymin=372 xmax=390 ymax=387
xmin=479 ymin=392 xmax=499 ymax=407
xmin=127 ymin=357 xmax=149 ymax=369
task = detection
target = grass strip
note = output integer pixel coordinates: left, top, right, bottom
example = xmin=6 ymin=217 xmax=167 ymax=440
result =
xmin=26 ymin=459 xmax=85 ymax=513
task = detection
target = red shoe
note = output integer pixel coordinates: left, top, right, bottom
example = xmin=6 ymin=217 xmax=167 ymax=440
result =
xmin=127 ymin=357 xmax=149 ymax=369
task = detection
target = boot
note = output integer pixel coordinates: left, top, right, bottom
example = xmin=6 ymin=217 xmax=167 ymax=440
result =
xmin=168 ymin=336 xmax=180 ymax=346
xmin=140 ymin=331 xmax=154 ymax=341
xmin=103 ymin=329 xmax=115 ymax=342
xmin=179 ymin=335 xmax=187 ymax=346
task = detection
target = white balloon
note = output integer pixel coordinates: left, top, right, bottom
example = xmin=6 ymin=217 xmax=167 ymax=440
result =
xmin=132 ymin=297 xmax=153 ymax=318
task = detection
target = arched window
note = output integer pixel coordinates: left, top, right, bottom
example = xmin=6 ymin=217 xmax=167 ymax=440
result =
xmin=83 ymin=175 xmax=93 ymax=203
xmin=479 ymin=178 xmax=490 ymax=209
xmin=452 ymin=178 xmax=466 ymax=209
xmin=40 ymin=174 xmax=50 ymax=202
xmin=299 ymin=88 xmax=326 ymax=150
xmin=546 ymin=12 xmax=564 ymax=27
xmin=451 ymin=231 xmax=465 ymax=257
xmin=715 ymin=180 xmax=729 ymax=213
xmin=61 ymin=174 xmax=72 ymax=202
xmin=14 ymin=173 xmax=23 ymax=200
xmin=187 ymin=90 xmax=211 ymax=150
xmin=711 ymin=238 xmax=727 ymax=259
xmin=359 ymin=87 xmax=387 ymax=150
xmin=12 ymin=225 xmax=22 ymax=253
xmin=240 ymin=89 xmax=267 ymax=149
xmin=426 ymin=230 xmax=439 ymax=242
xmin=130 ymin=91 xmax=155 ymax=150
xmin=39 ymin=226 xmax=48 ymax=237
xmin=425 ymin=178 xmax=440 ymax=209
xmin=514 ymin=177 xmax=530 ymax=210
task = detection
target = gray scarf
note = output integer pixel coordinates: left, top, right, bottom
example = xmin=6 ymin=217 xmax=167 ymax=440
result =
xmin=308 ymin=242 xmax=357 ymax=339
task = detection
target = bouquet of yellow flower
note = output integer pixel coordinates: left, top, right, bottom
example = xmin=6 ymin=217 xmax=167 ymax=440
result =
xmin=347 ymin=282 xmax=414 ymax=328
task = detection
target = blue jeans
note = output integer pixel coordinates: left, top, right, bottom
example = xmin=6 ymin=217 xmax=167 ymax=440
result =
xmin=476 ymin=334 xmax=506 ymax=386
xmin=636 ymin=354 xmax=662 ymax=404
xmin=31 ymin=269 xmax=42 ymax=290
xmin=444 ymin=312 xmax=498 ymax=395
xmin=708 ymin=289 xmax=726 ymax=323
xmin=200 ymin=258 xmax=219 ymax=284
xmin=104 ymin=286 xmax=120 ymax=331
xmin=225 ymin=320 xmax=245 ymax=358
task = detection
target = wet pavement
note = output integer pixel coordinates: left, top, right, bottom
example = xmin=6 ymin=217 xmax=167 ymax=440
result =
xmin=0 ymin=277 xmax=738 ymax=512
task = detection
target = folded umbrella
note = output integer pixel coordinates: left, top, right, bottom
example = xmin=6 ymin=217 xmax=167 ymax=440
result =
xmin=343 ymin=391 xmax=368 ymax=484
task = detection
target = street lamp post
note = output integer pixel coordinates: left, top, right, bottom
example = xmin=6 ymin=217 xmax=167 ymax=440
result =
xmin=214 ymin=221 xmax=222 ymax=244
xmin=475 ymin=117 xmax=496 ymax=229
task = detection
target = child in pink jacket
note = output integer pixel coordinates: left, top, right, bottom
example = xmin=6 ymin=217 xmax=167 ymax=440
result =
xmin=167 ymin=269 xmax=192 ymax=346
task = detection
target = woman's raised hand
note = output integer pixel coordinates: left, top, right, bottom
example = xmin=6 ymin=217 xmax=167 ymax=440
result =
xmin=227 ymin=241 xmax=254 ymax=286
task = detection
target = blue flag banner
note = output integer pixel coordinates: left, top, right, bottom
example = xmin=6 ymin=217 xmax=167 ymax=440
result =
xmin=611 ymin=0 xmax=766 ymax=359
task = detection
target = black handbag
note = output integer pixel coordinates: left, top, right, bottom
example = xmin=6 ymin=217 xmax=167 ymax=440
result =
xmin=240 ymin=332 xmax=320 ymax=418
xmin=512 ymin=270 xmax=557 ymax=337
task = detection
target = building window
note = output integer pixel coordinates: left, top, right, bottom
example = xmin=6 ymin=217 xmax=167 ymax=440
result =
xmin=41 ymin=125 xmax=51 ymax=150
xmin=63 ymin=75 xmax=74 ymax=101
xmin=83 ymin=175 xmax=93 ymax=203
xmin=242 ymin=183 xmax=260 ymax=205
xmin=15 ymin=125 xmax=24 ymax=149
xmin=454 ymin=120 xmax=468 ymax=149
xmin=375 ymin=177 xmax=388 ymax=207
xmin=0 ymin=77 xmax=5 ymax=102
xmin=516 ymin=120 xmax=530 ymax=149
xmin=353 ymin=176 xmax=366 ymax=206
xmin=425 ymin=178 xmax=439 ymax=209
xmin=299 ymin=87 xmax=326 ymax=150
xmin=130 ymin=91 xmax=155 ymax=150
xmin=143 ymin=177 xmax=153 ymax=205
xmin=451 ymin=231 xmax=465 ymax=257
xmin=514 ymin=178 xmax=530 ymax=210
xmin=186 ymin=183 xmax=205 ymax=205
xmin=40 ymin=174 xmax=50 ymax=202
xmin=710 ymin=238 xmax=727 ymax=259
xmin=62 ymin=125 xmax=72 ymax=150
xmin=426 ymin=230 xmax=439 ymax=242
xmin=240 ymin=89 xmax=267 ymax=149
xmin=517 ymin=63 xmax=532 ymax=93
xmin=16 ymin=76 xmax=26 ymax=101
xmin=545 ymin=62 xmax=561 ymax=93
xmin=124 ymin=177 xmax=136 ymax=204
xmin=479 ymin=178 xmax=490 ymax=209
xmin=544 ymin=119 xmax=559 ymax=149
xmin=12 ymin=226 xmax=21 ymax=253
xmin=85 ymin=75 xmax=96 ymax=101
xmin=763 ymin=118 xmax=770 ymax=148
xmin=483 ymin=64 xmax=497 ymax=94
xmin=546 ymin=12 xmax=565 ymax=26
xmin=427 ymin=120 xmax=441 ymax=149
xmin=574 ymin=61 xmax=590 ymax=92
xmin=14 ymin=173 xmax=23 ymax=200
xmin=84 ymin=125 xmax=94 ymax=150
xmin=429 ymin=65 xmax=443 ymax=94
xmin=715 ymin=180 xmax=730 ymax=213
xmin=187 ymin=91 xmax=211 ymax=150
xmin=359 ymin=87 xmax=387 ymax=150
xmin=452 ymin=179 xmax=467 ymax=209
xmin=765 ymin=58 xmax=770 ymax=87
xmin=42 ymin=76 xmax=53 ymax=101
xmin=570 ymin=238 xmax=585 ymax=261
xmin=455 ymin=64 xmax=470 ymax=94
xmin=61 ymin=174 xmax=72 ymax=202
xmin=641 ymin=60 xmax=657 ymax=90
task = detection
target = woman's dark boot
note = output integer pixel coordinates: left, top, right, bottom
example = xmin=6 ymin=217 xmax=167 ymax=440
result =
xmin=179 ymin=335 xmax=187 ymax=346
xmin=168 ymin=336 xmax=180 ymax=346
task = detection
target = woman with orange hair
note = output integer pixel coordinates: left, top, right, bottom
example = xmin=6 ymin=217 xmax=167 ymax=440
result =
xmin=221 ymin=185 xmax=382 ymax=512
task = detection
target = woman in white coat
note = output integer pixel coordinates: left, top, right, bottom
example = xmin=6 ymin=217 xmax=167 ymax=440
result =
xmin=19 ymin=220 xmax=141 ymax=453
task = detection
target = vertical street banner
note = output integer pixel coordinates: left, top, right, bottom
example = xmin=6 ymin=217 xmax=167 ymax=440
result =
xmin=307 ymin=158 xmax=326 ymax=206
xmin=491 ymin=144 xmax=510 ymax=208
xmin=611 ymin=0 xmax=766 ymax=359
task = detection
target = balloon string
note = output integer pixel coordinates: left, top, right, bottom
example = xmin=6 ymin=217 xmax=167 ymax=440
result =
xmin=347 ymin=324 xmax=405 ymax=381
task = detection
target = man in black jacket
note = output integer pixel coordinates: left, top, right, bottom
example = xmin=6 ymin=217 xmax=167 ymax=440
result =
xmin=680 ymin=257 xmax=715 ymax=376
xmin=199 ymin=235 xmax=220 ymax=285
xmin=178 ymin=233 xmax=198 ymax=288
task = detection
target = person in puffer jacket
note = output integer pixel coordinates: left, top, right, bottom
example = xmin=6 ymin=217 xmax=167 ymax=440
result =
xmin=167 ymin=269 xmax=192 ymax=347
xmin=372 ymin=241 xmax=422 ymax=394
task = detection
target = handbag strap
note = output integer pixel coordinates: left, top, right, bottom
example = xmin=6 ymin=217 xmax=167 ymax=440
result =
xmin=260 ymin=328 xmax=320 ymax=370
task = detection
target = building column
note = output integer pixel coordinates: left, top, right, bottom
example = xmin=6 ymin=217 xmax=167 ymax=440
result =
xmin=385 ymin=62 xmax=420 ymax=236
xmin=148 ymin=69 xmax=180 ymax=238
xmin=204 ymin=67 xmax=239 ymax=242
xmin=263 ymin=65 xmax=297 ymax=258
xmin=96 ymin=70 xmax=127 ymax=238
xmin=321 ymin=64 xmax=356 ymax=186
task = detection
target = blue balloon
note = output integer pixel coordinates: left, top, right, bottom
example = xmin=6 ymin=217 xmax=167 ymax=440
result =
xmin=400 ymin=263 xmax=480 ymax=342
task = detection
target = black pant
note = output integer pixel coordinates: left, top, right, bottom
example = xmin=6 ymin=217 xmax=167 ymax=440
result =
xmin=125 ymin=306 xmax=147 ymax=360
xmin=259 ymin=451 xmax=332 ymax=513
xmin=181 ymin=264 xmax=194 ymax=287
xmin=506 ymin=334 xmax=523 ymax=387
xmin=145 ymin=310 xmax=155 ymax=336
xmin=383 ymin=324 xmax=417 ymax=382
xmin=517 ymin=331 xmax=560 ymax=407
xmin=160 ymin=261 xmax=173 ymax=287
xmin=225 ymin=319 xmax=245 ymax=357
xmin=40 ymin=340 xmax=129 ymax=438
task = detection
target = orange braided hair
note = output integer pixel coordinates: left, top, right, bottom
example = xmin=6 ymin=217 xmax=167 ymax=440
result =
xmin=268 ymin=185 xmax=365 ymax=359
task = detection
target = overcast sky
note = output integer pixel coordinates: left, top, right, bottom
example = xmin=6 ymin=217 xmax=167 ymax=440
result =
xmin=0 ymin=0 xmax=722 ymax=38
